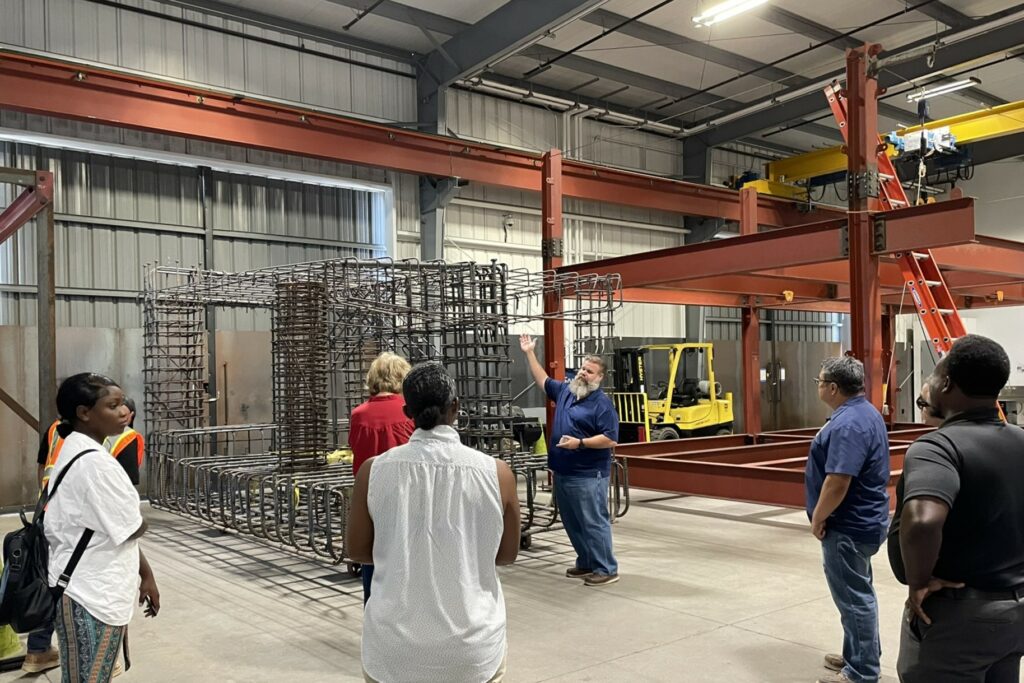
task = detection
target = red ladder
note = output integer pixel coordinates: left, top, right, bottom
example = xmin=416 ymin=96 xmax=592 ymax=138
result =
xmin=824 ymin=83 xmax=966 ymax=358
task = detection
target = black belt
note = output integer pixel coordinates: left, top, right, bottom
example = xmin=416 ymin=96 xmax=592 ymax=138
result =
xmin=937 ymin=585 xmax=1024 ymax=601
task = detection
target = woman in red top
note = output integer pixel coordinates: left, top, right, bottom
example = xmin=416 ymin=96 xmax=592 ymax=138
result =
xmin=348 ymin=352 xmax=415 ymax=604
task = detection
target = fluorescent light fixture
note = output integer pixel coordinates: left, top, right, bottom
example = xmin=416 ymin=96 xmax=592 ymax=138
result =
xmin=713 ymin=230 xmax=740 ymax=239
xmin=0 ymin=128 xmax=391 ymax=193
xmin=906 ymin=77 xmax=980 ymax=102
xmin=693 ymin=0 xmax=769 ymax=27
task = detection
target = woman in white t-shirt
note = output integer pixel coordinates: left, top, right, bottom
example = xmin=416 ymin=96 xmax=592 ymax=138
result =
xmin=348 ymin=362 xmax=521 ymax=683
xmin=44 ymin=373 xmax=159 ymax=683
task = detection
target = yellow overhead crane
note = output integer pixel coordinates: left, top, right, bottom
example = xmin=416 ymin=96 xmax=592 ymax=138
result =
xmin=744 ymin=99 xmax=1024 ymax=199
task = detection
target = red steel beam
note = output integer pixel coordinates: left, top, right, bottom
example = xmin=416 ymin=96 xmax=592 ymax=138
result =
xmin=739 ymin=186 xmax=758 ymax=235
xmin=559 ymin=199 xmax=975 ymax=288
xmin=846 ymin=45 xmax=884 ymax=409
xmin=0 ymin=50 xmax=844 ymax=227
xmin=542 ymin=150 xmax=565 ymax=430
xmin=930 ymin=236 xmax=1024 ymax=278
xmin=741 ymin=307 xmax=762 ymax=434
xmin=0 ymin=172 xmax=53 ymax=245
xmin=652 ymin=275 xmax=846 ymax=300
xmin=617 ymin=441 xmax=909 ymax=509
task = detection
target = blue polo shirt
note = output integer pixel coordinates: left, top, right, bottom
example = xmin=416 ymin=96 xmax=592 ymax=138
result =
xmin=545 ymin=378 xmax=619 ymax=477
xmin=804 ymin=396 xmax=891 ymax=545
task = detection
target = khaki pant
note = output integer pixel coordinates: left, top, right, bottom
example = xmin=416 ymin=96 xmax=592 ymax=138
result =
xmin=363 ymin=655 xmax=507 ymax=683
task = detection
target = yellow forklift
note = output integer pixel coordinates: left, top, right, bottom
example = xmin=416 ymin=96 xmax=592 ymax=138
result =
xmin=612 ymin=343 xmax=734 ymax=441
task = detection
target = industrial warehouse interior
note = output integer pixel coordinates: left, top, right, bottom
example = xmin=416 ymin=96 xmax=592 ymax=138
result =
xmin=1 ymin=0 xmax=1024 ymax=681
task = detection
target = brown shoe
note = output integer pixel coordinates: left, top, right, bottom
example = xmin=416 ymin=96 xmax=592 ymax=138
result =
xmin=823 ymin=653 xmax=844 ymax=671
xmin=816 ymin=671 xmax=853 ymax=683
xmin=565 ymin=567 xmax=593 ymax=578
xmin=584 ymin=573 xmax=620 ymax=586
xmin=22 ymin=648 xmax=60 ymax=673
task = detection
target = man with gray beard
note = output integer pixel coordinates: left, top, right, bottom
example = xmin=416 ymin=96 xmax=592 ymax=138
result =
xmin=520 ymin=334 xmax=620 ymax=586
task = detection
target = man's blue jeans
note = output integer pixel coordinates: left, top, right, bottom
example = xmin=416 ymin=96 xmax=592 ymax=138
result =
xmin=27 ymin=618 xmax=54 ymax=653
xmin=554 ymin=472 xmax=617 ymax=576
xmin=822 ymin=530 xmax=882 ymax=683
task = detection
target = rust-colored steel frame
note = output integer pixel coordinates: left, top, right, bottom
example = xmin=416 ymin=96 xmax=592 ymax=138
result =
xmin=0 ymin=50 xmax=841 ymax=227
xmin=615 ymin=426 xmax=932 ymax=509
xmin=0 ymin=167 xmax=57 ymax=434
xmin=570 ymin=44 xmax=1022 ymax=506
xmin=2 ymin=48 xmax=1021 ymax=509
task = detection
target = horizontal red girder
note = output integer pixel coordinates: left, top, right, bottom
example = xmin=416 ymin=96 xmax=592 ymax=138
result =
xmin=0 ymin=51 xmax=842 ymax=227
xmin=562 ymin=199 xmax=976 ymax=288
xmin=617 ymin=441 xmax=910 ymax=509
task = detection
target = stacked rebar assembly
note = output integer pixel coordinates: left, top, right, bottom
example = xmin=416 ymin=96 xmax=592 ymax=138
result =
xmin=144 ymin=257 xmax=626 ymax=566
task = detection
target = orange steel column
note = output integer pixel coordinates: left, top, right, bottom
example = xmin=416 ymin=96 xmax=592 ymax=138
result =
xmin=542 ymin=150 xmax=566 ymax=429
xmin=846 ymin=45 xmax=885 ymax=410
xmin=739 ymin=187 xmax=762 ymax=434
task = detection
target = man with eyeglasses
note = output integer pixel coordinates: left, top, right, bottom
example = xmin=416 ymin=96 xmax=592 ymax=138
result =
xmin=806 ymin=356 xmax=891 ymax=683
xmin=888 ymin=335 xmax=1024 ymax=682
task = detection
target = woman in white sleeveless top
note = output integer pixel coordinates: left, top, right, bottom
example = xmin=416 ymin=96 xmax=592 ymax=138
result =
xmin=349 ymin=362 xmax=521 ymax=683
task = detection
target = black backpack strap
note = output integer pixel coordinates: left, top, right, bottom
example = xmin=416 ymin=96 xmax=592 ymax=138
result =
xmin=54 ymin=528 xmax=95 ymax=592
xmin=41 ymin=448 xmax=99 ymax=594
xmin=35 ymin=449 xmax=98 ymax=520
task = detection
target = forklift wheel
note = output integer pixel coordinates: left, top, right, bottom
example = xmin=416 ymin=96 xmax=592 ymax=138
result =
xmin=652 ymin=427 xmax=680 ymax=440
xmin=715 ymin=428 xmax=733 ymax=436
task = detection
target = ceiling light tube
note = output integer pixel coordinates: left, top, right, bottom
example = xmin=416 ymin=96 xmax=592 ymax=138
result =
xmin=906 ymin=77 xmax=980 ymax=102
xmin=693 ymin=0 xmax=769 ymax=27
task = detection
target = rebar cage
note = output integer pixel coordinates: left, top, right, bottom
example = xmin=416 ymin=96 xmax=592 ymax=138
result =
xmin=143 ymin=257 xmax=626 ymax=565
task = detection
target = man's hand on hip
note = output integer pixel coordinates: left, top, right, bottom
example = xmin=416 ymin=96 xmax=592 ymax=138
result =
xmin=907 ymin=577 xmax=964 ymax=625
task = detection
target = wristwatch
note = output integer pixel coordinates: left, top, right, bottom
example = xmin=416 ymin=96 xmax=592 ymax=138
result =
xmin=578 ymin=437 xmax=585 ymax=449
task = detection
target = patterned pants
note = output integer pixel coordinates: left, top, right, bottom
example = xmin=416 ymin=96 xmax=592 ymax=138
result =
xmin=55 ymin=594 xmax=125 ymax=683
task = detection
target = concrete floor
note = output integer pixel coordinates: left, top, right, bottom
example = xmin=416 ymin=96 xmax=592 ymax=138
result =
xmin=1 ymin=491 xmax=1016 ymax=682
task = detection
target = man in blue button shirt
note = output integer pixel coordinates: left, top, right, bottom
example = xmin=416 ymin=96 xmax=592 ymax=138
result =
xmin=806 ymin=356 xmax=890 ymax=683
xmin=520 ymin=334 xmax=620 ymax=586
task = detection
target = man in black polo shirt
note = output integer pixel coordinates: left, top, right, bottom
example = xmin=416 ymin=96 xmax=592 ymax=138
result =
xmin=889 ymin=334 xmax=1024 ymax=682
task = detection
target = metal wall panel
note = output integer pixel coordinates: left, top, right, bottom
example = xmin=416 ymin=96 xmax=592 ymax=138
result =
xmin=0 ymin=0 xmax=416 ymax=122
xmin=711 ymin=145 xmax=769 ymax=187
xmin=0 ymin=139 xmax=386 ymax=328
xmin=702 ymin=307 xmax=844 ymax=343
xmin=446 ymin=90 xmax=561 ymax=152
xmin=577 ymin=119 xmax=682 ymax=177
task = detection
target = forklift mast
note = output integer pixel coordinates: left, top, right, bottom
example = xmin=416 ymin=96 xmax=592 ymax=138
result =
xmin=613 ymin=347 xmax=647 ymax=394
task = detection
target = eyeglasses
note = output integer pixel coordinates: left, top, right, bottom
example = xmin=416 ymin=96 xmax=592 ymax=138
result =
xmin=915 ymin=396 xmax=930 ymax=411
xmin=811 ymin=377 xmax=834 ymax=386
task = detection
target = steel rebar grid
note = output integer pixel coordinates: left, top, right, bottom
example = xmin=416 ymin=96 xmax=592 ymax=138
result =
xmin=143 ymin=257 xmax=623 ymax=564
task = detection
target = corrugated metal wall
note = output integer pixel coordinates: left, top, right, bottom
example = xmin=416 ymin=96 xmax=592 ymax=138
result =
xmin=702 ymin=307 xmax=844 ymax=343
xmin=0 ymin=0 xmax=416 ymax=123
xmin=0 ymin=135 xmax=388 ymax=329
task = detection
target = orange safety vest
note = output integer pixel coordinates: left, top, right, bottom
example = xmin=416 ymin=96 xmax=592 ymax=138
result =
xmin=41 ymin=424 xmax=144 ymax=490
xmin=40 ymin=420 xmax=64 ymax=490
xmin=103 ymin=429 xmax=144 ymax=467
